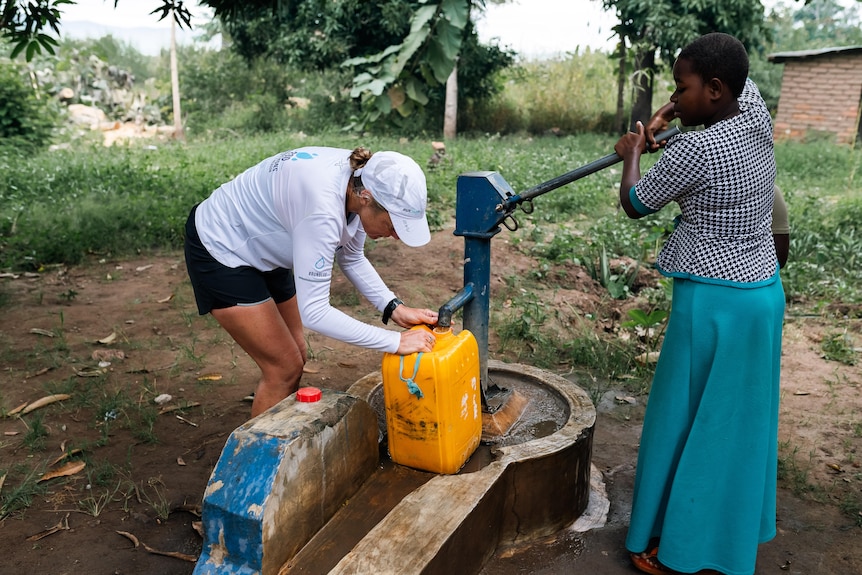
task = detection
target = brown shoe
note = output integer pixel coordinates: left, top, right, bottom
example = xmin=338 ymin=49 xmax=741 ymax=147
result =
xmin=630 ymin=548 xmax=724 ymax=575
xmin=631 ymin=547 xmax=677 ymax=575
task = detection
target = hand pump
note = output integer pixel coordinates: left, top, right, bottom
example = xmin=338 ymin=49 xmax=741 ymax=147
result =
xmin=437 ymin=127 xmax=681 ymax=412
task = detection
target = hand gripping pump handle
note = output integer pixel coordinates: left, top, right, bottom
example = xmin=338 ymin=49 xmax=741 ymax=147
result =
xmin=500 ymin=125 xmax=682 ymax=212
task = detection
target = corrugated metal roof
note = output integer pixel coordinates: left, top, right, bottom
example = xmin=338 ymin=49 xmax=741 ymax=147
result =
xmin=768 ymin=45 xmax=862 ymax=63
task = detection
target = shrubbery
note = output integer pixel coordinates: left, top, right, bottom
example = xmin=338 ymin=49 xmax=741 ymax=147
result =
xmin=0 ymin=61 xmax=57 ymax=151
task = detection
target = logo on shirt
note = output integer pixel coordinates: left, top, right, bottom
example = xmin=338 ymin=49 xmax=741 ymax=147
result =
xmin=314 ymin=257 xmax=326 ymax=270
xmin=268 ymin=150 xmax=319 ymax=172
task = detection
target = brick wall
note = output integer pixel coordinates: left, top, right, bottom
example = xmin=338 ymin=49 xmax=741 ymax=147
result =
xmin=773 ymin=53 xmax=862 ymax=145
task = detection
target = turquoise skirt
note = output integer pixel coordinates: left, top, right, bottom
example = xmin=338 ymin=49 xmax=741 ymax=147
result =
xmin=625 ymin=275 xmax=784 ymax=575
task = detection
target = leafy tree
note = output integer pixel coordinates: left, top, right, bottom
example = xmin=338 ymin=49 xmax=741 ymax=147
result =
xmin=204 ymin=0 xmax=512 ymax=132
xmin=599 ymin=0 xmax=772 ymax=130
xmin=217 ymin=0 xmax=414 ymax=71
xmin=2 ymin=1 xmax=510 ymax=133
xmin=768 ymin=0 xmax=862 ymax=51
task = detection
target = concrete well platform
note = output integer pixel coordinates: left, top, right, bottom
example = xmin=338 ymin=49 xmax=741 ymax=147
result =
xmin=194 ymin=360 xmax=596 ymax=575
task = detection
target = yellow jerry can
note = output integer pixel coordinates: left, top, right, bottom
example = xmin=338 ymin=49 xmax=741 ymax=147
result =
xmin=381 ymin=325 xmax=482 ymax=474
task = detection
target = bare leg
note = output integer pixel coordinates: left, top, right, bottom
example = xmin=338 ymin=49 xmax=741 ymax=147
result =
xmin=276 ymin=296 xmax=307 ymax=365
xmin=211 ymin=297 xmax=305 ymax=418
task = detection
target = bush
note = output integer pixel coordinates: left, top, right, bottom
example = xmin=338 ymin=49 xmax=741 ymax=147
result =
xmin=0 ymin=61 xmax=57 ymax=151
xmin=472 ymin=50 xmax=621 ymax=136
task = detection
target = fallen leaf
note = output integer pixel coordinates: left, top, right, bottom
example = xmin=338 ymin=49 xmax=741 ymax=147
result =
xmin=75 ymin=367 xmax=107 ymax=377
xmin=177 ymin=457 xmax=186 ymax=466
xmin=21 ymin=394 xmax=71 ymax=415
xmin=49 ymin=448 xmax=84 ymax=467
xmin=615 ymin=395 xmax=637 ymax=405
xmin=117 ymin=530 xmax=140 ymax=548
xmin=26 ymin=367 xmax=52 ymax=378
xmin=337 ymin=362 xmax=357 ymax=369
xmin=4 ymin=431 xmax=20 ymax=436
xmin=135 ymin=264 xmax=153 ymax=272
xmin=38 ymin=460 xmax=86 ymax=482
xmin=116 ymin=530 xmax=197 ymax=562
xmin=26 ymin=513 xmax=70 ymax=541
xmin=0 ymin=473 xmax=6 ymax=495
xmin=7 ymin=401 xmax=29 ymax=416
xmin=793 ymin=391 xmax=811 ymax=396
xmin=157 ymin=294 xmax=174 ymax=303
xmin=827 ymin=463 xmax=843 ymax=472
xmin=302 ymin=365 xmax=320 ymax=374
xmin=98 ymin=332 xmax=118 ymax=344
xmin=196 ymin=373 xmax=222 ymax=381
xmin=158 ymin=401 xmax=201 ymax=415
xmin=142 ymin=546 xmax=197 ymax=562
xmin=29 ymin=328 xmax=56 ymax=337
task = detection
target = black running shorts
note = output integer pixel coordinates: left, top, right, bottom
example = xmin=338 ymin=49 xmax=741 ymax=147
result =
xmin=183 ymin=204 xmax=296 ymax=315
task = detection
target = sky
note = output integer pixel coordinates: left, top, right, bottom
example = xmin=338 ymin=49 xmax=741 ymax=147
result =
xmin=57 ymin=0 xmax=621 ymax=56
xmin=476 ymin=0 xmax=618 ymax=56
xmin=60 ymin=0 xmax=859 ymax=57
xmin=61 ymin=0 xmax=212 ymax=28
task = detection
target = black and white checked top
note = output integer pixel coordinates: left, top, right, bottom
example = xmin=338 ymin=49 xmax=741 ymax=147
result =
xmin=635 ymin=79 xmax=778 ymax=285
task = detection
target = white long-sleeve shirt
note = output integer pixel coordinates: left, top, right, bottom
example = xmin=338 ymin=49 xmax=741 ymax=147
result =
xmin=194 ymin=147 xmax=401 ymax=352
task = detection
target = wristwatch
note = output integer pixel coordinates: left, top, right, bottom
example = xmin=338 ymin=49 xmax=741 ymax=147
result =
xmin=382 ymin=297 xmax=403 ymax=325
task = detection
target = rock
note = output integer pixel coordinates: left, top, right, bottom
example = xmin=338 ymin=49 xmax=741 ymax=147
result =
xmin=66 ymin=104 xmax=107 ymax=128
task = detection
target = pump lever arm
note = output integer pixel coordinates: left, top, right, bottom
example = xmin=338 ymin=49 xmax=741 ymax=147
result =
xmin=500 ymin=126 xmax=681 ymax=212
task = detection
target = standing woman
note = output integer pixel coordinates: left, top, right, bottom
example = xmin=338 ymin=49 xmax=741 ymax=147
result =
xmin=614 ymin=33 xmax=784 ymax=575
xmin=184 ymin=147 xmax=439 ymax=417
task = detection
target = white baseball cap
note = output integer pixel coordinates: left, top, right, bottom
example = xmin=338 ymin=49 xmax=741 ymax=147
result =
xmin=356 ymin=151 xmax=431 ymax=247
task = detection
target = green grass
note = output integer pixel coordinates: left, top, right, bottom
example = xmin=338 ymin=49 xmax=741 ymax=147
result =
xmin=1 ymin=131 xmax=859 ymax=397
xmin=0 ymin=464 xmax=46 ymax=519
xmin=22 ymin=413 xmax=50 ymax=452
xmin=820 ymin=330 xmax=858 ymax=366
xmin=777 ymin=440 xmax=825 ymax=500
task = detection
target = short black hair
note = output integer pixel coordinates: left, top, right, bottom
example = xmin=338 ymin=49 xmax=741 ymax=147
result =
xmin=678 ymin=33 xmax=749 ymax=97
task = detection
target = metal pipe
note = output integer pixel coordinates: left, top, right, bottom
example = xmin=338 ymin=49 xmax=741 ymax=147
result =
xmin=502 ymin=126 xmax=682 ymax=210
xmin=437 ymin=283 xmax=474 ymax=328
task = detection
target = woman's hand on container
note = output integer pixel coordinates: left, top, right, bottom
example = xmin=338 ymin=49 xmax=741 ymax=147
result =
xmin=398 ymin=327 xmax=436 ymax=354
xmin=391 ymin=305 xmax=438 ymax=329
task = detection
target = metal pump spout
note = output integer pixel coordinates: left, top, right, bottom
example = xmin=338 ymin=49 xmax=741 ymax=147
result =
xmin=437 ymin=283 xmax=474 ymax=329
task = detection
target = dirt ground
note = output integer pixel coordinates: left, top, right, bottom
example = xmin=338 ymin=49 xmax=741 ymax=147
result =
xmin=1 ymin=226 xmax=860 ymax=575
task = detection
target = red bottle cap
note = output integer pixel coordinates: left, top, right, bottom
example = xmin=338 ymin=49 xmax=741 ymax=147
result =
xmin=296 ymin=387 xmax=322 ymax=402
